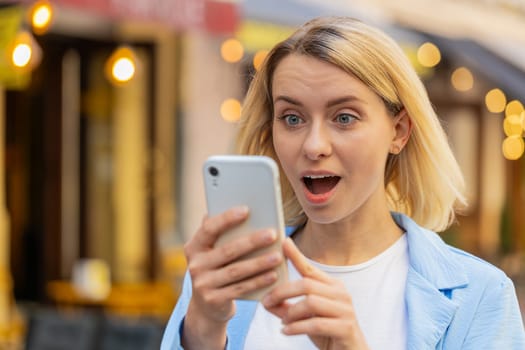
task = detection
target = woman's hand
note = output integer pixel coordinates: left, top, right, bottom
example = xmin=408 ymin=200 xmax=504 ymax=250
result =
xmin=262 ymin=238 xmax=370 ymax=350
xmin=182 ymin=206 xmax=284 ymax=350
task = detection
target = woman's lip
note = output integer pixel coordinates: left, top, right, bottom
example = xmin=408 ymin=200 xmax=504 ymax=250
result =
xmin=300 ymin=170 xmax=338 ymax=178
xmin=301 ymin=179 xmax=339 ymax=204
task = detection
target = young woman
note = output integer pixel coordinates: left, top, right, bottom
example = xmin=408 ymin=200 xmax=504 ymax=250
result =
xmin=161 ymin=17 xmax=525 ymax=349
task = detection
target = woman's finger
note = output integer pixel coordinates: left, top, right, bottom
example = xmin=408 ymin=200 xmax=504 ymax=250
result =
xmin=283 ymin=238 xmax=331 ymax=283
xmin=190 ymin=227 xmax=278 ymax=273
xmin=185 ymin=206 xmax=249 ymax=254
xmin=262 ymin=277 xmax=340 ymax=311
xmin=201 ymin=249 xmax=283 ymax=289
xmin=281 ymin=317 xmax=353 ymax=337
xmin=205 ymin=269 xmax=280 ymax=303
xmin=282 ymin=294 xmax=350 ymax=324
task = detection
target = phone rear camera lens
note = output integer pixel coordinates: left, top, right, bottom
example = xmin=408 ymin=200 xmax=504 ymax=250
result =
xmin=209 ymin=166 xmax=219 ymax=176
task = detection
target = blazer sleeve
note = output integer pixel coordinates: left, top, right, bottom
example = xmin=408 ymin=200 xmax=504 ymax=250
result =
xmin=160 ymin=271 xmax=193 ymax=350
xmin=462 ymin=276 xmax=525 ymax=349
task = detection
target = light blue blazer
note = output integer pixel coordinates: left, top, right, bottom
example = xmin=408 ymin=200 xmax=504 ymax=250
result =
xmin=161 ymin=213 xmax=525 ymax=349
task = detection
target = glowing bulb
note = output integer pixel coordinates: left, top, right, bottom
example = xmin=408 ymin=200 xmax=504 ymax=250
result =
xmin=485 ymin=88 xmax=506 ymax=113
xmin=417 ymin=42 xmax=441 ymax=68
xmin=112 ymin=57 xmax=135 ymax=82
xmin=8 ymin=31 xmax=42 ymax=70
xmin=105 ymin=46 xmax=139 ymax=86
xmin=31 ymin=0 xmax=53 ymax=34
xmin=220 ymin=98 xmax=242 ymax=122
xmin=12 ymin=43 xmax=32 ymax=67
xmin=221 ymin=38 xmax=244 ymax=63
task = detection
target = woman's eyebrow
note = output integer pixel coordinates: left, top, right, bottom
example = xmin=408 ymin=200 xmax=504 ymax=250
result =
xmin=273 ymin=95 xmax=302 ymax=106
xmin=325 ymin=96 xmax=366 ymax=108
xmin=273 ymin=95 xmax=366 ymax=107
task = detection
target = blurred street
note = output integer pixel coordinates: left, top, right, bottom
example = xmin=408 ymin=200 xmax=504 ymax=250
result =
xmin=1 ymin=0 xmax=525 ymax=348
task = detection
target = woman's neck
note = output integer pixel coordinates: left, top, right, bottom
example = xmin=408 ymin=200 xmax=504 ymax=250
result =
xmin=293 ymin=210 xmax=403 ymax=266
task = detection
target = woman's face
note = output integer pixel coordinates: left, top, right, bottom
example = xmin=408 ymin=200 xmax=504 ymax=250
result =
xmin=272 ymin=54 xmax=403 ymax=225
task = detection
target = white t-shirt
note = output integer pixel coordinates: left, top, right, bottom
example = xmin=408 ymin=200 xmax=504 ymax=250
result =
xmin=244 ymin=234 xmax=409 ymax=350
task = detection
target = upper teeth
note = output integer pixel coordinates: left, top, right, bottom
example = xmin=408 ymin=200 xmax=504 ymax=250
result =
xmin=304 ymin=175 xmax=333 ymax=179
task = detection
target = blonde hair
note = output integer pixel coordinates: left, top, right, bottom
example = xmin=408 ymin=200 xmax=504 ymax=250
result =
xmin=236 ymin=16 xmax=467 ymax=232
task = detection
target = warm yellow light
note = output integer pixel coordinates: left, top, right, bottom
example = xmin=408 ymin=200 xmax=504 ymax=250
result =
xmin=105 ymin=46 xmax=138 ymax=86
xmin=503 ymin=116 xmax=523 ymax=137
xmin=502 ymin=136 xmax=524 ymax=160
xmin=220 ymin=98 xmax=242 ymax=122
xmin=112 ymin=57 xmax=135 ymax=82
xmin=521 ymin=111 xmax=525 ymax=131
xmin=485 ymin=88 xmax=507 ymax=113
xmin=9 ymin=31 xmax=42 ymax=70
xmin=221 ymin=38 xmax=244 ymax=63
xmin=253 ymin=50 xmax=268 ymax=71
xmin=505 ymin=100 xmax=524 ymax=119
xmin=31 ymin=0 xmax=53 ymax=34
xmin=451 ymin=67 xmax=473 ymax=91
xmin=12 ymin=43 xmax=32 ymax=67
xmin=417 ymin=42 xmax=441 ymax=68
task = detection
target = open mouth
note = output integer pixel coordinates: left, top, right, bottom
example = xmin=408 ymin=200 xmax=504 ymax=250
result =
xmin=303 ymin=175 xmax=341 ymax=195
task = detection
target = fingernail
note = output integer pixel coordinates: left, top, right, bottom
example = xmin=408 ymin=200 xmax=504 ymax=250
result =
xmin=267 ymin=252 xmax=281 ymax=264
xmin=261 ymin=229 xmax=276 ymax=243
xmin=262 ymin=295 xmax=271 ymax=306
xmin=265 ymin=271 xmax=277 ymax=283
xmin=233 ymin=206 xmax=249 ymax=218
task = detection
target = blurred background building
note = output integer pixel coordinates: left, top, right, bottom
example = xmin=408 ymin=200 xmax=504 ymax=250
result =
xmin=0 ymin=0 xmax=524 ymax=348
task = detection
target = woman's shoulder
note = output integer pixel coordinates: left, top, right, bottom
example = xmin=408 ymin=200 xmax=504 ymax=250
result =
xmin=446 ymin=244 xmax=511 ymax=287
xmin=396 ymin=212 xmax=511 ymax=288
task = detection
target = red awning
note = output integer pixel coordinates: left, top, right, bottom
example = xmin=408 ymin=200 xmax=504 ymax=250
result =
xmin=19 ymin=0 xmax=239 ymax=34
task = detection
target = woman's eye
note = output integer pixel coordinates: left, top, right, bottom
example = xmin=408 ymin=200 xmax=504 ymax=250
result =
xmin=336 ymin=113 xmax=356 ymax=124
xmin=283 ymin=114 xmax=303 ymax=126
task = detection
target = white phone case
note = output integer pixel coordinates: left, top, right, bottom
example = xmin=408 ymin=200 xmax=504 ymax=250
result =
xmin=203 ymin=155 xmax=288 ymax=300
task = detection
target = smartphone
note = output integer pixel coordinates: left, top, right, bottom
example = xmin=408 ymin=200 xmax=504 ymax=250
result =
xmin=203 ymin=155 xmax=288 ymax=300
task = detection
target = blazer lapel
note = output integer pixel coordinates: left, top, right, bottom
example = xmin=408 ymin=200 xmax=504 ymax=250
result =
xmin=406 ymin=268 xmax=459 ymax=349
xmin=393 ymin=213 xmax=469 ymax=349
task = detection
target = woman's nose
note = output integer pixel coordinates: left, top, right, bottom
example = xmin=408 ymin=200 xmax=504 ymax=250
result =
xmin=302 ymin=123 xmax=332 ymax=160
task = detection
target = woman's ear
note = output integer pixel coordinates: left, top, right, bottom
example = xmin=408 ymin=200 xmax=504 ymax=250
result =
xmin=390 ymin=109 xmax=412 ymax=154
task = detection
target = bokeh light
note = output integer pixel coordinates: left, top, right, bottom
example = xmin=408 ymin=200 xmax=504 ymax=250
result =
xmin=112 ymin=57 xmax=135 ymax=83
xmin=9 ymin=30 xmax=42 ymax=70
xmin=220 ymin=98 xmax=242 ymax=122
xmin=485 ymin=88 xmax=506 ymax=113
xmin=105 ymin=46 xmax=138 ymax=86
xmin=505 ymin=100 xmax=524 ymax=118
xmin=417 ymin=42 xmax=441 ymax=68
xmin=502 ymin=136 xmax=524 ymax=160
xmin=12 ymin=43 xmax=31 ymax=68
xmin=221 ymin=38 xmax=244 ymax=63
xmin=451 ymin=67 xmax=474 ymax=91
xmin=30 ymin=0 xmax=53 ymax=35
xmin=503 ymin=116 xmax=523 ymax=137
xmin=253 ymin=50 xmax=268 ymax=71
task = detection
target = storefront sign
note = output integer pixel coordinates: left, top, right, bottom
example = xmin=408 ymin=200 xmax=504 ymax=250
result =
xmin=50 ymin=0 xmax=239 ymax=34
